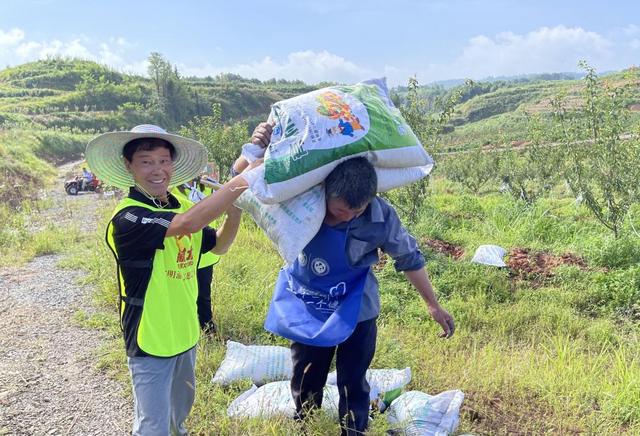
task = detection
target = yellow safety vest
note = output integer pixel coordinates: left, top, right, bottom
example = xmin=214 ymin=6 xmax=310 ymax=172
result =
xmin=106 ymin=197 xmax=202 ymax=357
xmin=170 ymin=187 xmax=221 ymax=268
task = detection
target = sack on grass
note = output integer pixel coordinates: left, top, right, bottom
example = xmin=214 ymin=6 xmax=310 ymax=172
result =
xmin=327 ymin=367 xmax=412 ymax=412
xmin=244 ymin=78 xmax=433 ymax=203
xmin=211 ymin=341 xmax=292 ymax=386
xmin=234 ymin=184 xmax=325 ymax=264
xmin=227 ymin=381 xmax=340 ymax=420
xmin=386 ymin=390 xmax=465 ymax=436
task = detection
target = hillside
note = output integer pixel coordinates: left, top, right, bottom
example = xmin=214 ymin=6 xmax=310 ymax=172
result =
xmin=0 ymin=58 xmax=319 ymax=133
xmin=2 ymin=59 xmax=638 ymax=150
xmin=1 ymin=58 xmax=639 ymax=205
xmin=393 ymin=67 xmax=640 ymax=150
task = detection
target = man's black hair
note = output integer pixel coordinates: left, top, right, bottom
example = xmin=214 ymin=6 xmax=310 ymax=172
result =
xmin=122 ymin=137 xmax=176 ymax=162
xmin=325 ymin=157 xmax=377 ymax=209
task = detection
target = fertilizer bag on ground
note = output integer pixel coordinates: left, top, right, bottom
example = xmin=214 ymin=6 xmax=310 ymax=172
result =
xmin=227 ymin=381 xmax=340 ymax=420
xmin=211 ymin=341 xmax=292 ymax=386
xmin=327 ymin=367 xmax=412 ymax=412
xmin=387 ymin=390 xmax=465 ymax=436
xmin=244 ymin=78 xmax=433 ymax=203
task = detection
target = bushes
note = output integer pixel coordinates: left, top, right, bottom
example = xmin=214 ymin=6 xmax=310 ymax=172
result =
xmin=577 ymin=266 xmax=640 ymax=319
xmin=441 ymin=148 xmax=500 ymax=194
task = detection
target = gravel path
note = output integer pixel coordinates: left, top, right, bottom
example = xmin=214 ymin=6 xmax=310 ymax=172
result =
xmin=0 ymin=163 xmax=130 ymax=435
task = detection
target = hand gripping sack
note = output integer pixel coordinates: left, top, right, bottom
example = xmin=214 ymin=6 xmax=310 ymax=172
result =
xmin=244 ymin=78 xmax=433 ymax=203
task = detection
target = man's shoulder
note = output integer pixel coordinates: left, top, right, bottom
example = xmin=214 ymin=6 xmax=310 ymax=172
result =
xmin=369 ymin=196 xmax=399 ymax=222
xmin=112 ymin=206 xmax=173 ymax=232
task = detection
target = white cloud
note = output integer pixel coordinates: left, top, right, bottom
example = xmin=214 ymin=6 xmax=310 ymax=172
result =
xmin=180 ymin=50 xmax=373 ymax=84
xmin=14 ymin=38 xmax=95 ymax=61
xmin=446 ymin=26 xmax=612 ymax=79
xmin=0 ymin=28 xmax=24 ymax=46
xmin=99 ymin=43 xmax=123 ymax=66
xmin=623 ymin=24 xmax=640 ymax=37
xmin=0 ymin=28 xmax=148 ymax=75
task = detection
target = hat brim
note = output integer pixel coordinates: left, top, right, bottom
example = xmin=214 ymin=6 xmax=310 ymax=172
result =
xmin=85 ymin=131 xmax=207 ymax=189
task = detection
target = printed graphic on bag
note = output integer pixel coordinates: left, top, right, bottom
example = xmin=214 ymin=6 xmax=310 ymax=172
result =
xmin=264 ymin=79 xmax=422 ymax=185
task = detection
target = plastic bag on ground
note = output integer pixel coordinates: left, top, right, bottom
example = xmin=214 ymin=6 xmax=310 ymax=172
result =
xmin=211 ymin=341 xmax=292 ymax=386
xmin=470 ymin=245 xmax=507 ymax=267
xmin=326 ymin=367 xmax=412 ymax=412
xmin=387 ymin=390 xmax=465 ymax=436
xmin=227 ymin=381 xmax=340 ymax=420
xmin=247 ymin=78 xmax=433 ymax=204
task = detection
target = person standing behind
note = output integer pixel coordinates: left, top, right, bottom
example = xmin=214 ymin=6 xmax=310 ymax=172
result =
xmin=86 ymin=124 xmax=259 ymax=436
xmin=172 ymin=177 xmax=235 ymax=333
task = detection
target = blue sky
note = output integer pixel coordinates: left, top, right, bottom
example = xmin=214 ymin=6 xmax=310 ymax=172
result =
xmin=1 ymin=0 xmax=638 ymax=86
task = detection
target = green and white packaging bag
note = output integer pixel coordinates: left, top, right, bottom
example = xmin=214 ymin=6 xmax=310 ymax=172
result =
xmin=387 ymin=390 xmax=465 ymax=436
xmin=245 ymin=78 xmax=434 ymax=204
xmin=236 ymin=165 xmax=432 ymax=264
xmin=234 ymin=184 xmax=326 ymax=264
xmin=227 ymin=381 xmax=340 ymax=420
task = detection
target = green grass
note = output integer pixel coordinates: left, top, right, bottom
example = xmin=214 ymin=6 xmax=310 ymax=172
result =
xmin=3 ymin=58 xmax=639 ymax=433
xmin=63 ymin=175 xmax=640 ymax=435
xmin=0 ymin=197 xmax=84 ymax=266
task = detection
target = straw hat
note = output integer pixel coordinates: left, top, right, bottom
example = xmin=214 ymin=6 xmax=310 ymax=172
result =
xmin=85 ymin=124 xmax=207 ymax=189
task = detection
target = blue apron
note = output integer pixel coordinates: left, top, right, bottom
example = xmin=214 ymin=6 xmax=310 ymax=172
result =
xmin=265 ymin=223 xmax=370 ymax=347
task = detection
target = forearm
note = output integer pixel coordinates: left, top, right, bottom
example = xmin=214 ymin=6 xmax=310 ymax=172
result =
xmin=212 ymin=208 xmax=242 ymax=254
xmin=166 ymin=175 xmax=247 ymax=237
xmin=232 ymin=156 xmax=250 ymax=175
xmin=403 ymin=267 xmax=441 ymax=308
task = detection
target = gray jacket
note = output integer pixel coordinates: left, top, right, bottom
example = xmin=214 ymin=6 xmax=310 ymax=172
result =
xmin=330 ymin=196 xmax=426 ymax=321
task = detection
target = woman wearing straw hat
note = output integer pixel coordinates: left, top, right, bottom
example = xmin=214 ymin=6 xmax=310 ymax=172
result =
xmin=86 ymin=124 xmax=260 ymax=436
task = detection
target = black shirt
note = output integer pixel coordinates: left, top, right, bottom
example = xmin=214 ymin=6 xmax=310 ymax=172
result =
xmin=110 ymin=188 xmax=216 ymax=357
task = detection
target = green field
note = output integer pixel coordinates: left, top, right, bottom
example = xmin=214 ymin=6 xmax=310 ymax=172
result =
xmin=2 ymin=58 xmax=639 ymax=435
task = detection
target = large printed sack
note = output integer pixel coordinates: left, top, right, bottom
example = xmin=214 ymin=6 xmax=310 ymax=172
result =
xmin=244 ymin=78 xmax=433 ymax=203
xmin=234 ymin=184 xmax=325 ymax=264
xmin=227 ymin=381 xmax=340 ymax=420
xmin=386 ymin=390 xmax=465 ymax=436
xmin=236 ymin=167 xmax=434 ymax=264
xmin=376 ymin=166 xmax=434 ymax=192
xmin=211 ymin=341 xmax=292 ymax=386
xmin=327 ymin=367 xmax=412 ymax=412
xmin=237 ymin=166 xmax=432 ymax=264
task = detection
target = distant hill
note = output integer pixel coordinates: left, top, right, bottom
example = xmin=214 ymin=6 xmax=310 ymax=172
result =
xmin=1 ymin=58 xmax=638 ymax=154
xmin=420 ymin=72 xmax=585 ymax=90
xmin=0 ymin=58 xmax=320 ymax=133
xmin=391 ymin=66 xmax=640 ymax=151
